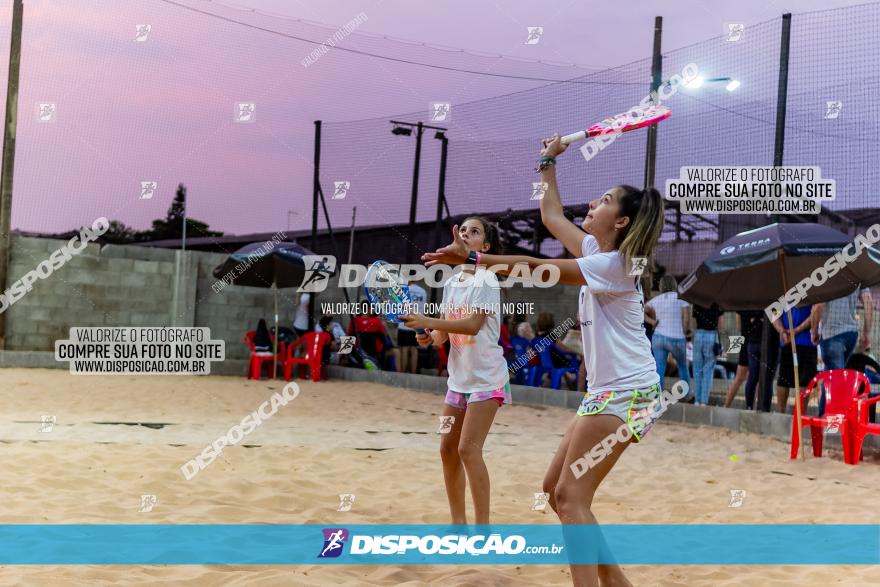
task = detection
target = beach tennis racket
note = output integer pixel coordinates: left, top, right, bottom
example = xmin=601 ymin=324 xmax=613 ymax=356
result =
xmin=364 ymin=260 xmax=425 ymax=334
xmin=560 ymin=104 xmax=671 ymax=145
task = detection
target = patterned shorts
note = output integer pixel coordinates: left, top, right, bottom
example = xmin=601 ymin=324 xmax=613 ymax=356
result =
xmin=445 ymin=383 xmax=512 ymax=409
xmin=576 ymin=383 xmax=663 ymax=442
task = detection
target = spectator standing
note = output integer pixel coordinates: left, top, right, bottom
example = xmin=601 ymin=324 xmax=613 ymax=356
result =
xmin=293 ymin=293 xmax=311 ymax=337
xmin=743 ymin=311 xmax=779 ymax=412
xmin=646 ymin=275 xmax=692 ymax=397
xmin=724 ymin=311 xmax=762 ymax=407
xmin=811 ymin=288 xmax=874 ymax=414
xmin=773 ymin=305 xmax=817 ymax=413
xmin=692 ymin=303 xmax=723 ymax=406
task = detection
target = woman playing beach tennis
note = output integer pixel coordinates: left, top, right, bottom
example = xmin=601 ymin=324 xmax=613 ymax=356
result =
xmin=422 ymin=136 xmax=674 ymax=587
xmin=399 ymin=217 xmax=510 ymax=525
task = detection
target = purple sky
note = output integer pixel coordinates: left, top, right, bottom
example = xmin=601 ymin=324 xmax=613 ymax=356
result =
xmin=0 ymin=0 xmax=865 ymax=236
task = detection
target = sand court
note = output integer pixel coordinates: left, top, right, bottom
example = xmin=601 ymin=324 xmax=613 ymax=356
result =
xmin=0 ymin=368 xmax=876 ymax=585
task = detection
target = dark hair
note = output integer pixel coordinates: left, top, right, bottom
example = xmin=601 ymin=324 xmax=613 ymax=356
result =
xmin=463 ymin=216 xmax=502 ymax=254
xmin=536 ymin=312 xmax=555 ymax=333
xmin=319 ymin=315 xmax=333 ymax=329
xmin=659 ymin=275 xmax=677 ymax=294
xmin=613 ymin=185 xmax=665 ymax=264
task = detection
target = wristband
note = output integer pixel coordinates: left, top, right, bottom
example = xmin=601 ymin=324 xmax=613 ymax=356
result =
xmin=536 ymin=155 xmax=556 ymax=172
xmin=465 ymin=250 xmax=478 ymax=265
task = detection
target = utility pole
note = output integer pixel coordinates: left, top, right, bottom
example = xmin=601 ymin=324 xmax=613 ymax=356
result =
xmin=0 ymin=0 xmax=24 ymax=349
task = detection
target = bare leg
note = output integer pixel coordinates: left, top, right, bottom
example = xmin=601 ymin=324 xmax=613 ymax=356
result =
xmin=458 ymin=399 xmax=500 ymax=524
xmin=724 ymin=365 xmax=748 ymax=408
xmin=400 ymin=346 xmax=414 ymax=373
xmin=776 ymin=386 xmax=789 ymax=414
xmin=398 ymin=345 xmax=409 ymax=373
xmin=407 ymin=347 xmax=418 ymax=373
xmin=542 ymin=417 xmax=577 ymax=513
xmin=439 ymin=403 xmax=468 ymax=524
xmin=578 ymin=361 xmax=586 ymax=393
xmin=385 ymin=348 xmax=402 ymax=372
xmin=555 ymin=414 xmax=634 ymax=587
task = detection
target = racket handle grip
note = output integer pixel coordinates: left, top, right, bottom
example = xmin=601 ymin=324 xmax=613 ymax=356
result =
xmin=416 ymin=328 xmax=426 ymax=335
xmin=560 ymin=130 xmax=586 ymax=145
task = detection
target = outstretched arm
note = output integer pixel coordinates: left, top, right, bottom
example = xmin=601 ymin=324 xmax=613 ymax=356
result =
xmin=402 ymin=312 xmax=489 ymax=337
xmin=538 ymin=134 xmax=587 ymax=257
xmin=421 ymin=224 xmax=586 ymax=285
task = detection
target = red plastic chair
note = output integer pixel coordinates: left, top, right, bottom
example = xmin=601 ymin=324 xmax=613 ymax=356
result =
xmin=790 ymin=369 xmax=870 ymax=463
xmin=282 ymin=331 xmax=330 ymax=382
xmin=244 ymin=331 xmax=282 ymax=380
xmin=851 ymin=390 xmax=880 ymax=464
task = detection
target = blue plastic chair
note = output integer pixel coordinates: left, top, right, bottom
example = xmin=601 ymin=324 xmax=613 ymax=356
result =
xmin=530 ymin=341 xmax=580 ymax=389
xmin=509 ymin=336 xmax=534 ymax=385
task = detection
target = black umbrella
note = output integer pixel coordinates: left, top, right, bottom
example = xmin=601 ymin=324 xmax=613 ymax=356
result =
xmin=212 ymin=242 xmax=334 ymax=377
xmin=212 ymin=242 xmax=318 ymax=289
xmin=679 ymin=223 xmax=880 ymax=310
xmin=679 ymin=222 xmax=880 ymax=459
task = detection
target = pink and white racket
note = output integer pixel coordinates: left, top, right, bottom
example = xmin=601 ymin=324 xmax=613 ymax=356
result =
xmin=560 ymin=104 xmax=671 ymax=145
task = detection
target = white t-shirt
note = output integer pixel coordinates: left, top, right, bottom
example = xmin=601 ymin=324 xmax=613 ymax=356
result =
xmin=576 ymin=235 xmax=659 ymax=394
xmin=441 ymin=268 xmax=509 ymax=393
xmin=398 ymin=283 xmax=428 ymax=332
xmin=647 ymin=291 xmax=689 ymax=339
xmin=294 ymin=293 xmax=310 ymax=330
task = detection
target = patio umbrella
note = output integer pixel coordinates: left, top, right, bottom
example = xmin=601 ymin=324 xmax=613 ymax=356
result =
xmin=212 ymin=242 xmax=332 ymax=377
xmin=678 ymin=223 xmax=880 ymax=459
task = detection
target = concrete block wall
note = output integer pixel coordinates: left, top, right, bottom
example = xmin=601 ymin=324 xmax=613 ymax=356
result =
xmin=5 ymin=237 xmax=583 ymax=360
xmin=5 ymin=237 xmax=180 ymax=351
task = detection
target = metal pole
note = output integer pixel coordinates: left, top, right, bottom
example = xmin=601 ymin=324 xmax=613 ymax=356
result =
xmin=432 ymin=135 xmax=448 ymax=305
xmin=179 ymin=185 xmax=186 ymax=328
xmin=759 ymin=13 xmax=792 ymax=410
xmin=273 ymin=282 xmax=278 ymax=379
xmin=643 ymin=15 xmax=662 ymax=190
xmin=309 ymin=120 xmax=321 ymax=331
xmin=347 ymin=206 xmax=357 ymax=304
xmin=773 ymin=14 xmax=792 ymax=171
xmin=772 ymin=13 xmax=792 ymax=224
xmin=407 ymin=122 xmax=424 ymax=263
xmin=0 ymin=0 xmax=24 ymax=350
xmin=181 ymin=185 xmax=187 ymax=251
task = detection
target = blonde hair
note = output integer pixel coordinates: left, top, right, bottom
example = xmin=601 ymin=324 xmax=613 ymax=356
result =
xmin=615 ymin=185 xmax=665 ymax=267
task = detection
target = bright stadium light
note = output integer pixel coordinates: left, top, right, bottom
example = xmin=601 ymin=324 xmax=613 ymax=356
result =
xmin=725 ymin=79 xmax=741 ymax=91
xmin=684 ymin=75 xmax=705 ymax=89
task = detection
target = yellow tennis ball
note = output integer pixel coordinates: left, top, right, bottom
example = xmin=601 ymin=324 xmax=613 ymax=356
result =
xmin=729 ymin=455 xmax=738 ymax=461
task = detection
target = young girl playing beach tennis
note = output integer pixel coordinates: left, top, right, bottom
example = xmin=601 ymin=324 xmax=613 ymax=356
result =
xmin=399 ymin=217 xmax=510 ymax=525
xmin=422 ymin=136 xmax=672 ymax=587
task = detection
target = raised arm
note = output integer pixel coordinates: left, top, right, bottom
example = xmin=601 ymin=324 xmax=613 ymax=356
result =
xmin=538 ymin=134 xmax=587 ymax=257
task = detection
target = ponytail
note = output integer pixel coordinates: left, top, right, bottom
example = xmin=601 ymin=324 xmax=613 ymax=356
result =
xmin=615 ymin=185 xmax=665 ymax=266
